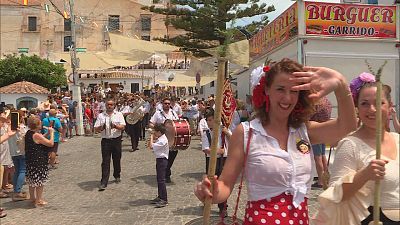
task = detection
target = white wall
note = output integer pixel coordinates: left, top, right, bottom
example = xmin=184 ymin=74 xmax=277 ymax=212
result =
xmin=0 ymin=93 xmax=48 ymax=108
xmin=76 ymin=78 xmax=149 ymax=93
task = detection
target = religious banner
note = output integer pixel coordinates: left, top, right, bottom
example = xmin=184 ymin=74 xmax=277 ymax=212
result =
xmin=249 ymin=2 xmax=298 ymax=62
xmin=305 ymin=2 xmax=396 ymax=39
xmin=221 ymin=79 xmax=236 ymax=128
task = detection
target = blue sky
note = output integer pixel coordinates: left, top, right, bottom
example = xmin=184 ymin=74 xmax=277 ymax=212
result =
xmin=235 ymin=0 xmax=341 ymax=27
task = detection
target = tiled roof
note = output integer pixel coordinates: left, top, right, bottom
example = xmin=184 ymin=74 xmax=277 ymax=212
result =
xmin=0 ymin=81 xmax=50 ymax=94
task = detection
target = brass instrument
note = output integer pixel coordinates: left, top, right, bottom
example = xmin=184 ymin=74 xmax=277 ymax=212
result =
xmin=126 ymin=97 xmax=146 ymax=125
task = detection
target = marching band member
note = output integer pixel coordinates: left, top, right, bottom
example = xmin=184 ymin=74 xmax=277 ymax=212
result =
xmin=149 ymin=123 xmax=169 ymax=208
xmin=194 ymin=59 xmax=357 ymax=225
xmin=149 ymin=97 xmax=179 ymax=183
xmin=170 ymin=96 xmax=182 ymax=118
xmin=94 ymin=99 xmax=126 ymax=191
xmin=126 ymin=95 xmax=145 ymax=152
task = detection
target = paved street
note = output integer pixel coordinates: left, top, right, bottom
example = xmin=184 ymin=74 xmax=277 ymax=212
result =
xmin=0 ymin=135 xmax=322 ymax=225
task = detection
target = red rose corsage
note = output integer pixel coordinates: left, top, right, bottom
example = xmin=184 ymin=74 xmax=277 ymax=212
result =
xmin=252 ymin=66 xmax=271 ymax=111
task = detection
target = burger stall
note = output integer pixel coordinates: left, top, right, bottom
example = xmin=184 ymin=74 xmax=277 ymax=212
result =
xmin=238 ymin=0 xmax=400 ymax=116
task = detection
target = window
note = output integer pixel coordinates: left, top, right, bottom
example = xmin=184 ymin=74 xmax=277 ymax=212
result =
xmin=367 ymin=0 xmax=378 ymax=3
xmin=141 ymin=15 xmax=151 ymax=31
xmin=64 ymin=19 xmax=71 ymax=31
xmin=108 ymin=15 xmax=120 ymax=31
xmin=64 ymin=36 xmax=72 ymax=52
xmin=141 ymin=35 xmax=150 ymax=41
xmin=28 ymin=16 xmax=37 ymax=31
xmin=210 ymin=81 xmax=215 ymax=87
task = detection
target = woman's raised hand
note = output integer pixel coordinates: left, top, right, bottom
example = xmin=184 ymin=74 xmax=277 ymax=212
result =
xmin=194 ymin=175 xmax=219 ymax=203
xmin=291 ymin=66 xmax=346 ymax=99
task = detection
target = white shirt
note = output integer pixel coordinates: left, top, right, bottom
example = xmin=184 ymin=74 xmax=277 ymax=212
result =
xmin=330 ymin=133 xmax=399 ymax=209
xmin=171 ymin=103 xmax=182 ymax=117
xmin=198 ymin=118 xmax=208 ymax=135
xmin=156 ymin=102 xmax=163 ymax=111
xmin=143 ymin=101 xmax=151 ymax=114
xmin=99 ymin=102 xmax=106 ymax=112
xmin=94 ymin=111 xmax=126 ymax=139
xmin=152 ymin=134 xmax=169 ymax=159
xmin=229 ymin=110 xmax=241 ymax=132
xmin=242 ymin=118 xmax=312 ymax=208
xmin=201 ymin=127 xmax=223 ymax=158
xmin=120 ymin=105 xmax=131 ymax=114
xmin=150 ymin=109 xmax=178 ymax=125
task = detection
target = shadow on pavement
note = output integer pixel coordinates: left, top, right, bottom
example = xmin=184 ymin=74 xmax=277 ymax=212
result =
xmin=77 ymin=180 xmax=99 ymax=191
xmin=127 ymin=198 xmax=151 ymax=207
xmin=1 ymin=200 xmax=35 ymax=209
xmin=180 ymin=172 xmax=204 ymax=181
xmin=131 ymin=175 xmax=157 ymax=187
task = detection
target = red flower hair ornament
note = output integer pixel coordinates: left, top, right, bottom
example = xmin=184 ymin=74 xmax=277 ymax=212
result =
xmin=252 ymin=66 xmax=270 ymax=112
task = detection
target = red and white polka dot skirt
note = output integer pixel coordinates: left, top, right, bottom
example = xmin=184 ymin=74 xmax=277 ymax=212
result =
xmin=243 ymin=192 xmax=309 ymax=225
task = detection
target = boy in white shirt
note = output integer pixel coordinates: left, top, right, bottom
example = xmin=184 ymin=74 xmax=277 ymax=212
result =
xmin=201 ymin=110 xmax=231 ymax=217
xmin=149 ymin=123 xmax=169 ymax=208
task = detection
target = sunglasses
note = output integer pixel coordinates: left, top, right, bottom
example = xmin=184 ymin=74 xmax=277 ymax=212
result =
xmin=163 ymin=103 xmax=171 ymax=105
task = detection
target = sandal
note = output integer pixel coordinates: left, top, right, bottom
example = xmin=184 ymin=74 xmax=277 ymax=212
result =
xmin=0 ymin=192 xmax=9 ymax=198
xmin=4 ymin=184 xmax=13 ymax=190
xmin=35 ymin=200 xmax=48 ymax=207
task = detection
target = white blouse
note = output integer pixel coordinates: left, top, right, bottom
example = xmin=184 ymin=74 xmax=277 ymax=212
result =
xmin=242 ymin=119 xmax=313 ymax=208
xmin=330 ymin=133 xmax=400 ymax=209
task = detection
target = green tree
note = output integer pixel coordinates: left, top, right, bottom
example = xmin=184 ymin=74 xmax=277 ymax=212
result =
xmin=0 ymin=54 xmax=67 ymax=89
xmin=144 ymin=0 xmax=274 ymax=51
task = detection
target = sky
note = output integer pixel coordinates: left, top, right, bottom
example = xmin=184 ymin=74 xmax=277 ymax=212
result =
xmin=235 ymin=0 xmax=341 ymax=27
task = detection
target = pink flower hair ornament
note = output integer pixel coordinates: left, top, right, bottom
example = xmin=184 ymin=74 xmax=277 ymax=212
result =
xmin=349 ymin=72 xmax=376 ymax=103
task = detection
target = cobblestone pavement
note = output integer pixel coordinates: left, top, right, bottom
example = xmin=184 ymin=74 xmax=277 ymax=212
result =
xmin=0 ymin=135 xmax=322 ymax=225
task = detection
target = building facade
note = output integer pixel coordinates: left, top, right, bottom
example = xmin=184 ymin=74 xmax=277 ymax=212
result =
xmin=0 ymin=0 xmax=180 ymax=58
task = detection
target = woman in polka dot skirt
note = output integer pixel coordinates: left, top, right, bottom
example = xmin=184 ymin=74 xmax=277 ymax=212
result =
xmin=194 ymin=59 xmax=357 ymax=225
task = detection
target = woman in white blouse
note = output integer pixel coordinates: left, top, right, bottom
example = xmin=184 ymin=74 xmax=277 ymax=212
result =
xmin=194 ymin=58 xmax=357 ymax=225
xmin=314 ymin=74 xmax=399 ymax=225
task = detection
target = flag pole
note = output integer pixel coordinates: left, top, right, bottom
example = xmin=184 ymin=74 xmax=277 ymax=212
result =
xmin=202 ymin=58 xmax=226 ymax=225
xmin=370 ymin=74 xmax=383 ymax=225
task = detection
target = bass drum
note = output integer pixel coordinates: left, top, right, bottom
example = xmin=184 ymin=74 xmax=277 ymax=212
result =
xmin=164 ymin=119 xmax=191 ymax=150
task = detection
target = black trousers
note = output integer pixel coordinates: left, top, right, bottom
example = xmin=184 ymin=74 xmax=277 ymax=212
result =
xmin=126 ymin=122 xmax=141 ymax=150
xmin=166 ymin=150 xmax=178 ymax=179
xmin=205 ymin=156 xmax=227 ymax=211
xmin=141 ymin=113 xmax=149 ymax=139
xmin=101 ymin=137 xmax=122 ymax=186
xmin=361 ymin=207 xmax=399 ymax=225
xmin=156 ymin=157 xmax=168 ymax=201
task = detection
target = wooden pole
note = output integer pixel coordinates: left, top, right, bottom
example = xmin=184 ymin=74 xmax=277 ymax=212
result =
xmin=371 ymin=78 xmax=383 ymax=225
xmin=202 ymin=58 xmax=226 ymax=225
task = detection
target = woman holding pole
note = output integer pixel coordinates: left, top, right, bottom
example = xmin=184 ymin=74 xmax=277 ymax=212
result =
xmin=194 ymin=58 xmax=357 ymax=224
xmin=313 ymin=73 xmax=399 ymax=225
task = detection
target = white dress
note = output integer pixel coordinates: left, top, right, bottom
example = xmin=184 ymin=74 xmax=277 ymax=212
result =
xmin=312 ymin=132 xmax=400 ymax=225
